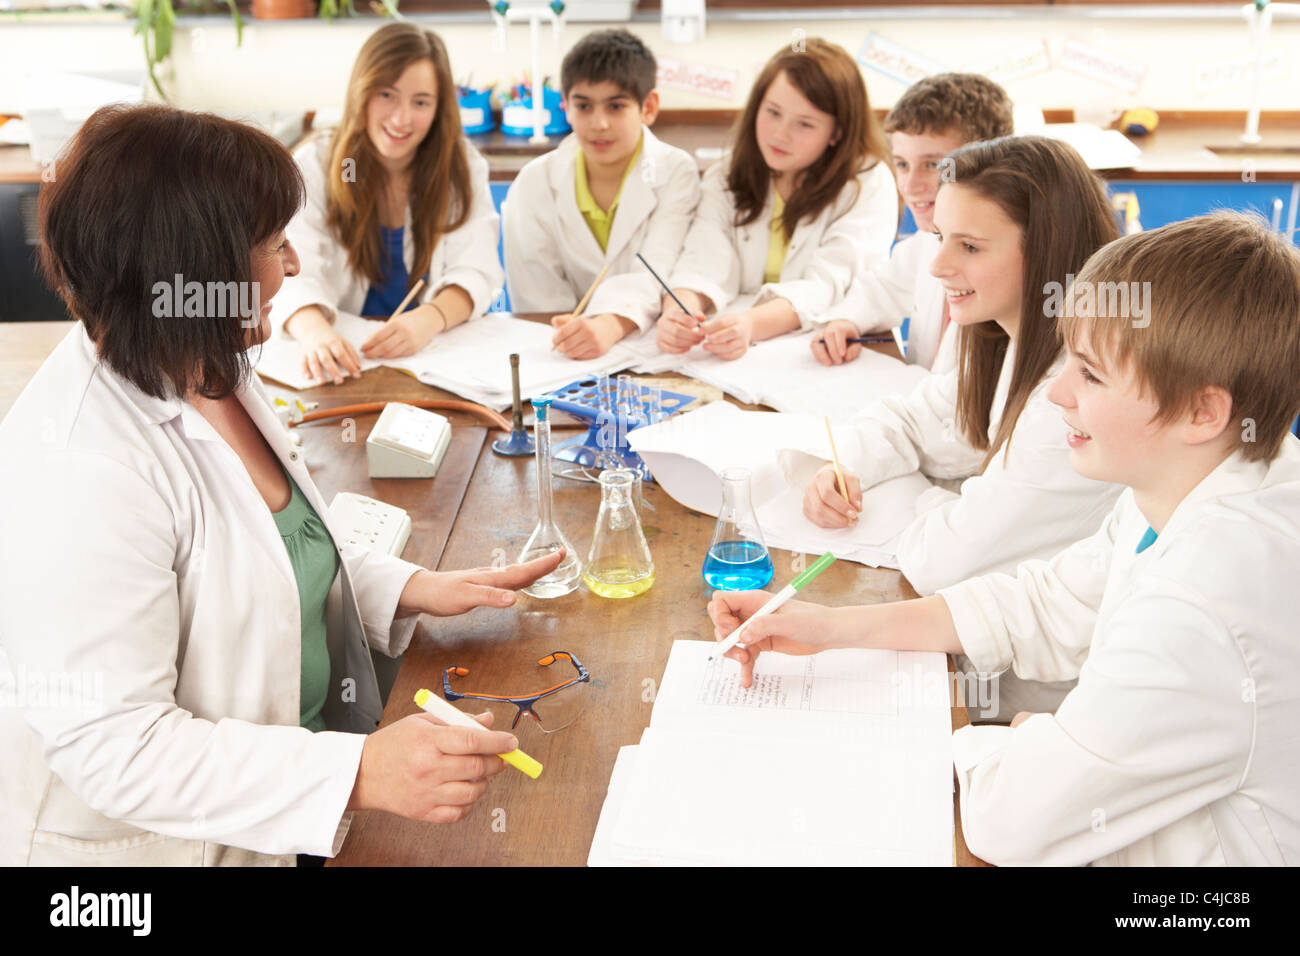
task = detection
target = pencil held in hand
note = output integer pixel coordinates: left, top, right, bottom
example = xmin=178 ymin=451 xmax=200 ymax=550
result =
xmin=575 ymin=262 xmax=611 ymax=316
xmin=389 ymin=277 xmax=426 ymax=320
xmin=824 ymin=417 xmax=848 ymax=501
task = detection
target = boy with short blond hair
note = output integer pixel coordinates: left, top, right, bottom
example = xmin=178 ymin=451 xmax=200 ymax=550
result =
xmin=714 ymin=212 xmax=1300 ymax=865
xmin=814 ymin=72 xmax=1013 ymax=370
xmin=504 ymin=28 xmax=701 ymax=358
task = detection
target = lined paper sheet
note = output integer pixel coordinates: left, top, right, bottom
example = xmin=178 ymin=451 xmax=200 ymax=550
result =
xmin=591 ymin=641 xmax=954 ymax=866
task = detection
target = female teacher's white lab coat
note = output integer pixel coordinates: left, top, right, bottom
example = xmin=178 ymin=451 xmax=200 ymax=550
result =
xmin=0 ymin=325 xmax=421 ymax=866
xmin=668 ymin=155 xmax=898 ymax=328
xmin=273 ymin=133 xmax=504 ymax=331
xmin=939 ymin=440 xmax=1300 ymax=865
xmin=780 ymin=345 xmax=1122 ymax=597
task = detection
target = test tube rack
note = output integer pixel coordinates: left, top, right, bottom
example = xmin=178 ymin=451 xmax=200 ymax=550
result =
xmin=541 ymin=376 xmax=696 ymax=481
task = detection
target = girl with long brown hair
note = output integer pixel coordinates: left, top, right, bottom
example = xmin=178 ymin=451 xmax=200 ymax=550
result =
xmin=657 ymin=38 xmax=898 ymax=360
xmin=276 ymin=23 xmax=503 ymax=384
xmin=791 ymin=137 xmax=1125 ymax=716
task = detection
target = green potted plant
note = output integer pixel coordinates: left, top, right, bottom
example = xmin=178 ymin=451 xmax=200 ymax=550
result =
xmin=134 ymin=0 xmax=243 ymax=99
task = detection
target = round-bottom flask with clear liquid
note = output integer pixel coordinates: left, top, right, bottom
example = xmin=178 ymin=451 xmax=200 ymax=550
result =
xmin=520 ymin=397 xmax=582 ymax=598
xmin=702 ymin=467 xmax=774 ymax=590
xmin=582 ymin=469 xmax=655 ymax=598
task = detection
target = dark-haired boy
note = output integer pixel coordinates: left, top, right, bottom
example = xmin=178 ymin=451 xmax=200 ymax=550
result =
xmin=504 ymin=28 xmax=700 ymax=358
xmin=814 ymin=72 xmax=1013 ymax=370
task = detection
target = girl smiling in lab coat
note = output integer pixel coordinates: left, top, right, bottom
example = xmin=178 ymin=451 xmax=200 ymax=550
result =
xmin=658 ymin=38 xmax=899 ymax=360
xmin=787 ymin=136 xmax=1125 ymax=717
xmin=276 ymin=23 xmax=503 ymax=385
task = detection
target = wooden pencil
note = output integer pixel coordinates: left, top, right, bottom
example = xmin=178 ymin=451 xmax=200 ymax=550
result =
xmin=825 ymin=416 xmax=849 ymax=501
xmin=552 ymin=263 xmax=611 ymax=350
xmin=389 ymin=277 xmax=426 ymax=320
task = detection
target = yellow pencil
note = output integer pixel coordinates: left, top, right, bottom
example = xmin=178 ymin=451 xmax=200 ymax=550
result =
xmin=574 ymin=262 xmax=610 ymax=316
xmin=552 ymin=263 xmax=611 ymax=350
xmin=389 ymin=277 xmax=426 ymax=320
xmin=825 ymin=416 xmax=849 ymax=502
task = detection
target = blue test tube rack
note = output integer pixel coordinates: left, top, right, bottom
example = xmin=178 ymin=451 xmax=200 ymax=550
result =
xmin=540 ymin=376 xmax=696 ymax=481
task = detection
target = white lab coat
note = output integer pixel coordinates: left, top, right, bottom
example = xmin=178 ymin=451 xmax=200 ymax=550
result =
xmin=817 ymin=230 xmax=954 ymax=372
xmin=781 ymin=346 xmax=1122 ymax=596
xmin=273 ymin=132 xmax=504 ymax=332
xmin=503 ymin=126 xmax=700 ymax=332
xmin=940 ymin=439 xmax=1300 ymax=865
xmin=668 ymin=155 xmax=898 ymax=330
xmin=0 ymin=325 xmax=422 ymax=866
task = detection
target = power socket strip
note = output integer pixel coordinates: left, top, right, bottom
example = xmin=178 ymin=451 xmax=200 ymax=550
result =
xmin=328 ymin=492 xmax=412 ymax=558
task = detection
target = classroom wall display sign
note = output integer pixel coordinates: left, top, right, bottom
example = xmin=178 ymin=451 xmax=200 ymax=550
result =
xmin=657 ymin=57 xmax=741 ymax=101
xmin=1194 ymin=50 xmax=1287 ymax=94
xmin=1057 ymin=38 xmax=1147 ymax=95
xmin=856 ymin=32 xmax=947 ymax=87
xmin=963 ymin=40 xmax=1052 ymax=86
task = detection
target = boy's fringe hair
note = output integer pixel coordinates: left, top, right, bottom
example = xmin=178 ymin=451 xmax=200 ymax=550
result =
xmin=1062 ymin=212 xmax=1300 ymax=462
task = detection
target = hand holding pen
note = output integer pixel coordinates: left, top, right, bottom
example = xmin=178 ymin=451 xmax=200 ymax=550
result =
xmin=811 ymin=318 xmax=896 ymax=366
xmin=655 ymin=290 xmax=709 ymax=353
xmin=706 ymin=553 xmax=841 ymax=688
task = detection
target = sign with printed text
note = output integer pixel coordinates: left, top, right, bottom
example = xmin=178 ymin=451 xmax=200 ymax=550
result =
xmin=964 ymin=40 xmax=1052 ymax=85
xmin=657 ymin=57 xmax=740 ymax=102
xmin=856 ymin=32 xmax=947 ymax=87
xmin=1195 ymin=50 xmax=1288 ymax=94
xmin=1057 ymin=38 xmax=1147 ymax=95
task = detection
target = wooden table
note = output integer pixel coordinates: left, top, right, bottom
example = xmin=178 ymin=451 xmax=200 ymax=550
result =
xmin=0 ymin=318 xmax=987 ymax=867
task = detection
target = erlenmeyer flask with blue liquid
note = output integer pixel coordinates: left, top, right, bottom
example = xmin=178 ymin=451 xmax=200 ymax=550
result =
xmin=702 ymin=467 xmax=774 ymax=590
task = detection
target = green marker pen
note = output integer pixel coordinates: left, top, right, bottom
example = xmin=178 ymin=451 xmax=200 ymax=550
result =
xmin=709 ymin=551 xmax=836 ymax=661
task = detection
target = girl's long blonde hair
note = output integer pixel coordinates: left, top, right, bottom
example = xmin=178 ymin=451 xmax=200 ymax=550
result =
xmin=947 ymin=136 xmax=1121 ymax=470
xmin=326 ymin=23 xmax=471 ymax=289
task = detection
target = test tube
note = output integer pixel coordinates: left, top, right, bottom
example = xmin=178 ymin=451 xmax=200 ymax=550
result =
xmin=645 ymin=385 xmax=664 ymax=423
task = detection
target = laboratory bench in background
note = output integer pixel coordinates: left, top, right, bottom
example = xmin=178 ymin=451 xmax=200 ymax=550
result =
xmin=4 ymin=110 xmax=1300 ymax=325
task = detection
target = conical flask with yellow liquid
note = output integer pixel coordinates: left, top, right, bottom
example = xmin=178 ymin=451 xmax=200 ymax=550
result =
xmin=582 ymin=468 xmax=655 ymax=599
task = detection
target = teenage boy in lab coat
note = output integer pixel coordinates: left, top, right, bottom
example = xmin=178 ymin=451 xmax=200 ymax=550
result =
xmin=812 ymin=72 xmax=1013 ymax=372
xmin=503 ymin=28 xmax=700 ymax=359
xmin=709 ymin=212 xmax=1300 ymax=865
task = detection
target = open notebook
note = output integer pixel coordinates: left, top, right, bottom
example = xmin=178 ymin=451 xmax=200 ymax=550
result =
xmin=627 ymin=401 xmax=935 ymax=568
xmin=253 ymin=311 xmax=638 ymax=408
xmin=588 ymin=640 xmax=955 ymax=866
xmin=253 ymin=305 xmax=924 ymax=422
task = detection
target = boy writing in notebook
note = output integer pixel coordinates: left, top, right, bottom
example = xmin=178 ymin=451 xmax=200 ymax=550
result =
xmin=813 ymin=73 xmax=1013 ymax=371
xmin=712 ymin=212 xmax=1300 ymax=865
xmin=504 ymin=29 xmax=701 ymax=359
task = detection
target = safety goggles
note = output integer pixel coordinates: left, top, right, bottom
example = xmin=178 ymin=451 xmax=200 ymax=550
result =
xmin=441 ymin=650 xmax=591 ymax=733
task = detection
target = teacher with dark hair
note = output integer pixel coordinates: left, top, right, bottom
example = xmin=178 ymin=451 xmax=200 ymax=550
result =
xmin=0 ymin=104 xmax=561 ymax=866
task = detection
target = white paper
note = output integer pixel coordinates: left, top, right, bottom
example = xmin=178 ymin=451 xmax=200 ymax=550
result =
xmin=1039 ymin=123 xmax=1141 ymax=171
xmin=254 ymin=311 xmax=636 ymax=407
xmin=598 ymin=641 xmax=954 ymax=866
xmin=678 ymin=330 xmax=927 ymax=420
xmin=627 ymin=402 xmax=935 ymax=568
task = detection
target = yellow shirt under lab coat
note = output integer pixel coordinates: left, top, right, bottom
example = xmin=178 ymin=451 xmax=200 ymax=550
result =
xmin=764 ymin=189 xmax=790 ymax=285
xmin=575 ymin=136 xmax=644 ymax=254
xmin=503 ymin=125 xmax=701 ymax=331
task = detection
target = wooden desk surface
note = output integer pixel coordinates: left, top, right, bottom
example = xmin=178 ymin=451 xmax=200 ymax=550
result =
xmin=0 ymin=317 xmax=987 ymax=867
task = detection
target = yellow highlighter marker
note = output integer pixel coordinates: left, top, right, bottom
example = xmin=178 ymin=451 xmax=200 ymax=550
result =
xmin=413 ymin=689 xmax=543 ymax=779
